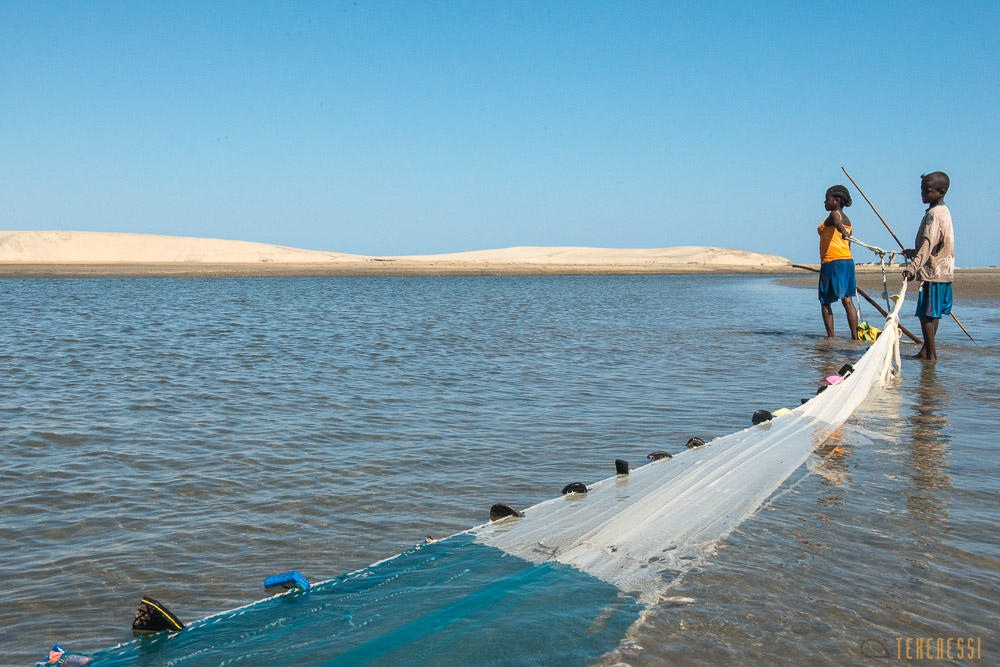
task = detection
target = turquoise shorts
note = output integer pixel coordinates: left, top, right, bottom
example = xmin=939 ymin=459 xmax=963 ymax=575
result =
xmin=915 ymin=282 xmax=952 ymax=319
xmin=818 ymin=259 xmax=856 ymax=304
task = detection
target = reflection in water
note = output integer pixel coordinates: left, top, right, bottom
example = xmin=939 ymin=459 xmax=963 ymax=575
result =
xmin=803 ymin=336 xmax=864 ymax=508
xmin=804 ymin=337 xmax=863 ymax=402
xmin=905 ymin=363 xmax=952 ymax=523
xmin=814 ymin=430 xmax=853 ymax=508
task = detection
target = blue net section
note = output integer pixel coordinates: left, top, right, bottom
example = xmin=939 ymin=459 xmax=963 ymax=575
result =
xmin=87 ymin=535 xmax=640 ymax=665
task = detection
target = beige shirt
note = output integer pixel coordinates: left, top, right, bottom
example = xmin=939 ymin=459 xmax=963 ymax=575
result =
xmin=911 ymin=204 xmax=954 ymax=283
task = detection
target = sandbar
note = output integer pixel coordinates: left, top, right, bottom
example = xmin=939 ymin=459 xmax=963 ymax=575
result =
xmin=0 ymin=231 xmax=796 ymax=277
xmin=0 ymin=261 xmax=812 ymax=278
xmin=3 ymin=233 xmax=996 ymax=297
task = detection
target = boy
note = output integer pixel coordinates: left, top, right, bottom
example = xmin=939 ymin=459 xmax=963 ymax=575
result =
xmin=902 ymin=172 xmax=954 ymax=360
xmin=818 ymin=184 xmax=858 ymax=339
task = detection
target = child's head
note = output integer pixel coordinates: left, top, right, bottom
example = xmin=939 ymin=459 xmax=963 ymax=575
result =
xmin=921 ymin=171 xmax=949 ymax=205
xmin=825 ymin=185 xmax=852 ymax=210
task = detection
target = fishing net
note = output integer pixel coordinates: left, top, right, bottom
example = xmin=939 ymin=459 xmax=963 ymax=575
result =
xmin=72 ymin=278 xmax=910 ymax=665
xmin=475 ymin=282 xmax=907 ymax=603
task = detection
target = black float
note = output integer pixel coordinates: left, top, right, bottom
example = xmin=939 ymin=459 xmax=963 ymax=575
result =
xmin=489 ymin=503 xmax=524 ymax=521
xmin=132 ymin=596 xmax=184 ymax=636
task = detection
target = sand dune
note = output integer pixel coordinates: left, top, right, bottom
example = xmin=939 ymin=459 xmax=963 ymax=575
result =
xmin=0 ymin=231 xmax=790 ymax=267
xmin=0 ymin=231 xmax=366 ymax=263
xmin=400 ymin=245 xmax=789 ymax=266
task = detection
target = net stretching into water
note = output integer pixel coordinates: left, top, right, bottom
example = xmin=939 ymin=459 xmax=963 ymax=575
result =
xmin=71 ymin=283 xmax=908 ymax=665
xmin=475 ymin=281 xmax=907 ymax=603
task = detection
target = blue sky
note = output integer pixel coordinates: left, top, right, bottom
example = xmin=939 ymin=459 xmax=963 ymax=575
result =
xmin=2 ymin=1 xmax=997 ymax=265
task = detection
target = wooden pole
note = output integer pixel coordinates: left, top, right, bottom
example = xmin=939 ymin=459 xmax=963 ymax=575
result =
xmin=791 ymin=264 xmax=922 ymax=345
xmin=841 ymin=166 xmax=977 ymax=346
xmin=840 ymin=167 xmax=906 ymax=250
xmin=948 ymin=312 xmax=979 ymax=346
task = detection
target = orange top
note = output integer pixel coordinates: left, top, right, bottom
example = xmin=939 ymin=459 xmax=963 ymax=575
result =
xmin=818 ymin=216 xmax=852 ymax=263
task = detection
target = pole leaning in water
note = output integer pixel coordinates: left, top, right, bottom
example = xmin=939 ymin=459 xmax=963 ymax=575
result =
xmin=792 ymin=264 xmax=922 ymax=345
xmin=841 ymin=166 xmax=977 ymax=346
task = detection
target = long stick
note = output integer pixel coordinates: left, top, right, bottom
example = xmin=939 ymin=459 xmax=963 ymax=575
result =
xmin=791 ymin=264 xmax=922 ymax=345
xmin=841 ymin=167 xmax=906 ymax=250
xmin=948 ymin=312 xmax=978 ymax=346
xmin=841 ymin=166 xmax=977 ymax=346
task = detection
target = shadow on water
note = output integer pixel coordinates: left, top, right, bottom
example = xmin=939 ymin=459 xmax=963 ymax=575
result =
xmin=750 ymin=330 xmax=826 ymax=340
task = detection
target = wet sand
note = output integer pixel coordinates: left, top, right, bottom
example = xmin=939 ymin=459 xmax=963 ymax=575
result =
xmin=778 ymin=266 xmax=1000 ymax=300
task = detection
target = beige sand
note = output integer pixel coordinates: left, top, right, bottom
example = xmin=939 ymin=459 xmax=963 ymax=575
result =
xmin=0 ymin=231 xmax=795 ymax=277
xmin=0 ymin=230 xmax=367 ymax=263
xmin=397 ymin=245 xmax=789 ymax=266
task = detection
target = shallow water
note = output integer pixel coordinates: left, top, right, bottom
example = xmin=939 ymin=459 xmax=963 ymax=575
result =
xmin=1 ymin=276 xmax=997 ymax=665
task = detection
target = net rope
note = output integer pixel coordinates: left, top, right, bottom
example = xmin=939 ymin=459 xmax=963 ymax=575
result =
xmin=847 ymin=234 xmax=898 ymax=310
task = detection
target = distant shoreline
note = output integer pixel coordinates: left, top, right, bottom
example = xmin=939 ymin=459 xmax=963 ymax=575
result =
xmin=2 ymin=264 xmax=997 ymax=297
xmin=778 ymin=267 xmax=1000 ymax=300
xmin=0 ymin=261 xmax=806 ymax=278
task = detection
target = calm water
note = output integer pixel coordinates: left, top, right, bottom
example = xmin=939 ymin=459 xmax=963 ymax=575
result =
xmin=1 ymin=275 xmax=997 ymax=665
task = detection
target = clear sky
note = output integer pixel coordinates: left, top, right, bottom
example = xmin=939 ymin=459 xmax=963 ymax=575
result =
xmin=2 ymin=1 xmax=997 ymax=265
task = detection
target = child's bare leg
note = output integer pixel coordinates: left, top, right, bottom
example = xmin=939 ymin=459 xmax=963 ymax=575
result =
xmin=914 ymin=316 xmax=940 ymax=360
xmin=821 ymin=303 xmax=835 ymax=338
xmin=842 ymin=297 xmax=858 ymax=340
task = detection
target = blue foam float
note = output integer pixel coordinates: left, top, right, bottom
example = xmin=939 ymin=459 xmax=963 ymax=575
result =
xmin=264 ymin=570 xmax=310 ymax=593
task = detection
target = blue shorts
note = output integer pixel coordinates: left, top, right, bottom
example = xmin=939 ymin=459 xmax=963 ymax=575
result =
xmin=818 ymin=259 xmax=856 ymax=304
xmin=915 ymin=282 xmax=952 ymax=319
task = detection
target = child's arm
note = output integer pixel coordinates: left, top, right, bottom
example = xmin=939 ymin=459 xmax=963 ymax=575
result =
xmin=903 ymin=218 xmax=937 ymax=280
xmin=825 ymin=211 xmax=850 ymax=239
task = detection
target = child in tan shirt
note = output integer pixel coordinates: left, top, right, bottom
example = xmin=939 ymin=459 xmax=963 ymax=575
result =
xmin=902 ymin=171 xmax=954 ymax=360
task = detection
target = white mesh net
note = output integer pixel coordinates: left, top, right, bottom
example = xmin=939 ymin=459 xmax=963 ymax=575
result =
xmin=475 ymin=282 xmax=907 ymax=603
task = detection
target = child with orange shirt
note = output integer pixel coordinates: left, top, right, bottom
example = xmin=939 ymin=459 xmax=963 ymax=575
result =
xmin=818 ymin=185 xmax=858 ymax=339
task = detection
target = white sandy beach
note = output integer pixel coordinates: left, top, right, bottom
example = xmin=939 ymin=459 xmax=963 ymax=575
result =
xmin=0 ymin=230 xmax=789 ymax=269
